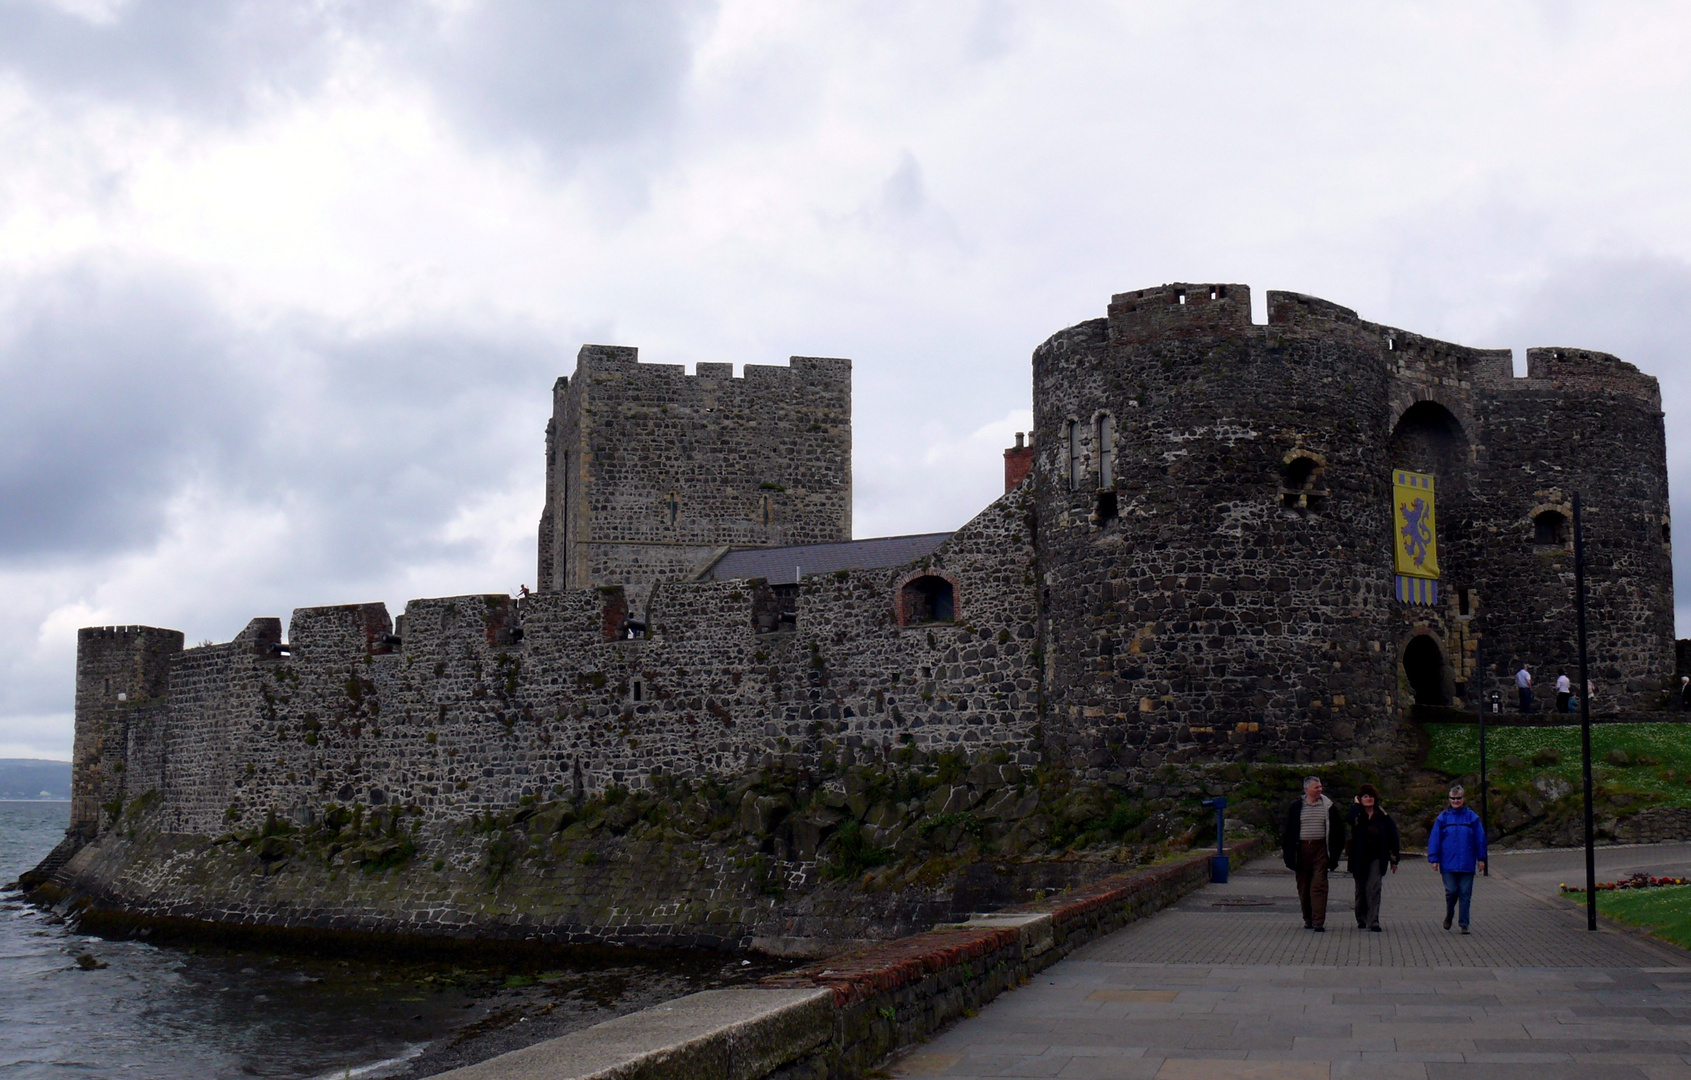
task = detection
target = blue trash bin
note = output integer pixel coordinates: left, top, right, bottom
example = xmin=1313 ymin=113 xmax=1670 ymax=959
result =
xmin=1201 ymin=796 xmax=1229 ymax=883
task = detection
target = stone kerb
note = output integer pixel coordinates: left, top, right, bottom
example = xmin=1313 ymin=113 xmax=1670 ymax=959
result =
xmin=430 ymin=988 xmax=835 ymax=1080
xmin=434 ymin=839 xmax=1264 ymax=1080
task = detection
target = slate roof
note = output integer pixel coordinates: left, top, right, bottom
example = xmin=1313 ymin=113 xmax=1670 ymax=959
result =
xmin=700 ymin=532 xmax=953 ymax=585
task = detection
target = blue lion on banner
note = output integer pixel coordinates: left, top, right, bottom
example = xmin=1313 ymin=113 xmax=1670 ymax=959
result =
xmin=1399 ymin=497 xmax=1433 ymax=567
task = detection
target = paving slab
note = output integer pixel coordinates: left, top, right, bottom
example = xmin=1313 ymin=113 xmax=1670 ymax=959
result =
xmin=893 ymin=846 xmax=1691 ymax=1080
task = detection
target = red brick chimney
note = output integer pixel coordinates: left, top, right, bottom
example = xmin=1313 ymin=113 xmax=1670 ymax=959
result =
xmin=1004 ymin=431 xmax=1035 ymax=492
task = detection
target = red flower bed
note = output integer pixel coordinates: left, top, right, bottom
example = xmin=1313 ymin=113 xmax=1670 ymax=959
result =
xmin=1560 ymin=872 xmax=1690 ymax=892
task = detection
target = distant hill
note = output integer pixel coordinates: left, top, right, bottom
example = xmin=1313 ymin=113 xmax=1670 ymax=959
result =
xmin=0 ymin=759 xmax=71 ymax=800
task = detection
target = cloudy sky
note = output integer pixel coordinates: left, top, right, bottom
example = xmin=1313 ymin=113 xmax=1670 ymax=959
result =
xmin=3 ymin=1 xmax=1690 ymax=759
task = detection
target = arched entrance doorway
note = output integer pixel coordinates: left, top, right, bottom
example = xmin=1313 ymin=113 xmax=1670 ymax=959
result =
xmin=1403 ymin=635 xmax=1451 ymax=707
xmin=1388 ymin=400 xmax=1469 ymax=489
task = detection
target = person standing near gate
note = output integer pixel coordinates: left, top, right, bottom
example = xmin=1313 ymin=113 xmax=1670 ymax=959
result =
xmin=1347 ymin=784 xmax=1400 ymax=931
xmin=1428 ymin=784 xmax=1487 ymax=934
xmin=1516 ymin=663 xmax=1534 ymax=713
xmin=1282 ymin=776 xmax=1346 ymax=932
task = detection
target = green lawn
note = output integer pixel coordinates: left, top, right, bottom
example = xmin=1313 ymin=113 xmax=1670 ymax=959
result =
xmin=1561 ymin=884 xmax=1691 ymax=951
xmin=1423 ymin=723 xmax=1691 ymax=808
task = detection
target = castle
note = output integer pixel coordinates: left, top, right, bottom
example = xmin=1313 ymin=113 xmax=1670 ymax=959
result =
xmin=36 ymin=284 xmax=1674 ymax=946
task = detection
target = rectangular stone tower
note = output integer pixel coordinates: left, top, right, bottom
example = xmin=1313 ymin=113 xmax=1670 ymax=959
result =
xmin=537 ymin=346 xmax=852 ymax=594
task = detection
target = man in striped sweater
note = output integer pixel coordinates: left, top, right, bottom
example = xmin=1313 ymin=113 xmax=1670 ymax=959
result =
xmin=1281 ymin=776 xmax=1347 ymax=932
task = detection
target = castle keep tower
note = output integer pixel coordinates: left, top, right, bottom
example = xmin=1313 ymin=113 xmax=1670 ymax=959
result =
xmin=537 ymin=346 xmax=852 ymax=593
xmin=1032 ymin=284 xmax=1672 ymax=771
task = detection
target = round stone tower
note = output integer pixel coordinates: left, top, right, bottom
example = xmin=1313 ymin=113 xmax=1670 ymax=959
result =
xmin=1032 ymin=284 xmax=1401 ymax=772
xmin=1031 ymin=283 xmax=1672 ymax=776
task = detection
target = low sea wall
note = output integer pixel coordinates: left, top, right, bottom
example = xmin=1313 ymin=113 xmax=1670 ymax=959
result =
xmin=432 ymin=839 xmax=1265 ymax=1080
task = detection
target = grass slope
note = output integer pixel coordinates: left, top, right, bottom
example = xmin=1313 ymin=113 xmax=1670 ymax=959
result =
xmin=1562 ymin=884 xmax=1691 ymax=951
xmin=1424 ymin=724 xmax=1691 ymax=808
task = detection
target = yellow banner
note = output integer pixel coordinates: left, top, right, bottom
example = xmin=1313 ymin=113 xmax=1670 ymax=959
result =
xmin=1393 ymin=470 xmax=1439 ymax=579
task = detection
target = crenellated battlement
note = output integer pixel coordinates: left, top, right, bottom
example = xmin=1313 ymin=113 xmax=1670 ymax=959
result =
xmin=1106 ymin=282 xmax=1252 ymax=343
xmin=1520 ymin=347 xmax=1662 ymax=409
xmin=542 ymin=342 xmax=853 ymax=593
xmin=571 ymin=344 xmax=851 ymax=387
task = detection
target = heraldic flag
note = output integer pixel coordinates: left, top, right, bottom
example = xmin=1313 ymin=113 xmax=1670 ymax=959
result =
xmin=1393 ymin=469 xmax=1439 ymax=605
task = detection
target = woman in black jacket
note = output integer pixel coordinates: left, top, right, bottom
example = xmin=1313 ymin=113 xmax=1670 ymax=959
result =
xmin=1347 ymin=784 xmax=1400 ymax=931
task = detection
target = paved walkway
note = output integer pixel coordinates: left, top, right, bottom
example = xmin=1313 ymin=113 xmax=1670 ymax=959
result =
xmin=894 ymin=845 xmax=1691 ymax=1080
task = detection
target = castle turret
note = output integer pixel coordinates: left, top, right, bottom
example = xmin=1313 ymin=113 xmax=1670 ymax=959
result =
xmin=1032 ymin=283 xmax=1672 ymax=776
xmin=71 ymin=625 xmax=183 ymax=840
xmin=538 ymin=345 xmax=853 ymax=596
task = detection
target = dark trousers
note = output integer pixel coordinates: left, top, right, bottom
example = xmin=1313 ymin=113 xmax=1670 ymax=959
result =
xmin=1354 ymin=860 xmax=1386 ymax=928
xmin=1295 ymin=839 xmax=1329 ymax=927
xmin=1557 ymin=691 xmax=1571 ymax=713
xmin=1519 ymin=687 xmax=1533 ymax=713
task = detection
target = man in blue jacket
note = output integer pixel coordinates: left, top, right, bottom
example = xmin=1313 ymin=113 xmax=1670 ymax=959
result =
xmin=1427 ymin=784 xmax=1488 ymax=933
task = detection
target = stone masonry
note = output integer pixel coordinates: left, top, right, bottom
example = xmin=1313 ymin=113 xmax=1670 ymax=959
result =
xmin=538 ymin=347 xmax=853 ymax=596
xmin=1034 ymin=284 xmax=1672 ymax=777
xmin=37 ymin=283 xmax=1676 ymax=949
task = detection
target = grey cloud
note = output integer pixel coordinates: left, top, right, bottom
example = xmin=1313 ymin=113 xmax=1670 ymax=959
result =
xmin=0 ymin=265 xmax=249 ymax=558
xmin=406 ymin=0 xmax=717 ymax=164
xmin=0 ymin=261 xmax=563 ymax=579
xmin=0 ymin=0 xmax=356 ymax=120
xmin=0 ymin=0 xmax=715 ymax=168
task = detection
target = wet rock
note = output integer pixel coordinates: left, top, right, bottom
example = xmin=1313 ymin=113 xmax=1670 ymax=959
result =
xmin=751 ymin=795 xmax=790 ymax=835
xmin=923 ymin=785 xmax=958 ymax=816
xmin=1513 ymin=786 xmax=1546 ymax=817
xmin=1533 ymin=774 xmax=1572 ymax=802
xmin=792 ymin=819 xmax=820 ymax=860
xmin=74 ymin=953 xmax=107 ymax=970
xmin=1496 ymin=802 xmax=1532 ymax=833
xmin=603 ymin=801 xmax=641 ymax=831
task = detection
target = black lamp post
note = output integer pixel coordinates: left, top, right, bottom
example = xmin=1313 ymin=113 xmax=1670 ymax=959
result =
xmin=1476 ymin=639 xmax=1488 ymax=875
xmin=1574 ymin=492 xmax=1597 ymax=931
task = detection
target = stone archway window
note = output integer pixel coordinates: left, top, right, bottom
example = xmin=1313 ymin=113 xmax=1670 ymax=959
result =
xmin=1403 ymin=634 xmax=1451 ymax=707
xmin=1281 ymin=451 xmax=1327 ymax=511
xmin=899 ymin=575 xmax=955 ymax=625
xmin=1534 ymin=509 xmax=1569 ymax=547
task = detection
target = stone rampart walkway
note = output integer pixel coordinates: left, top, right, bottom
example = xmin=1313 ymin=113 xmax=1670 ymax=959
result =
xmin=893 ymin=845 xmax=1691 ymax=1080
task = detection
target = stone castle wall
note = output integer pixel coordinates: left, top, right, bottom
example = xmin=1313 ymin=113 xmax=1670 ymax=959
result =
xmin=540 ymin=347 xmax=852 ymax=593
xmin=85 ymin=488 xmax=1038 ymax=840
xmin=43 ymin=281 xmax=1677 ymax=950
xmin=1031 ymin=284 xmax=1673 ymax=778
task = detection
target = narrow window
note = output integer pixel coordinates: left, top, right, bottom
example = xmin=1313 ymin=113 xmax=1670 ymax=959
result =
xmin=1459 ymin=589 xmax=1472 ymax=616
xmin=1096 ymin=414 xmax=1115 ymax=489
xmin=666 ymin=492 xmax=679 ymax=527
xmin=1209 ymin=285 xmax=1219 ymax=300
xmin=1066 ymin=420 xmax=1082 ymax=491
xmin=761 ymin=493 xmax=772 ymax=527
xmin=900 ymin=576 xmax=955 ymax=625
xmin=632 ymin=680 xmax=643 ymax=702
xmin=1534 ymin=511 xmax=1568 ymax=546
xmin=1176 ymin=290 xmax=1187 ymax=305
xmin=1094 ymin=490 xmax=1118 ymax=526
xmin=1281 ymin=455 xmax=1324 ymax=511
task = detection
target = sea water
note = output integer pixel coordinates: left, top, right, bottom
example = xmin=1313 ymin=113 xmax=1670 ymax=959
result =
xmin=0 ymin=803 xmax=770 ymax=1079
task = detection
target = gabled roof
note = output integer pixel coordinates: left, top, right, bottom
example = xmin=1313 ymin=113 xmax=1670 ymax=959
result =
xmin=699 ymin=532 xmax=953 ymax=585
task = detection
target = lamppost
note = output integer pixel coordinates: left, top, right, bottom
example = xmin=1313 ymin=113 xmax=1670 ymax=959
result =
xmin=1574 ymin=492 xmax=1597 ymax=931
xmin=1475 ymin=639 xmax=1488 ymax=876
